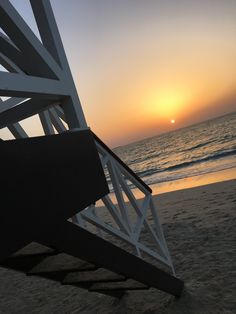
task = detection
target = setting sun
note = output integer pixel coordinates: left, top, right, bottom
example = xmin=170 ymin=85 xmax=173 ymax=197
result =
xmin=143 ymin=88 xmax=192 ymax=125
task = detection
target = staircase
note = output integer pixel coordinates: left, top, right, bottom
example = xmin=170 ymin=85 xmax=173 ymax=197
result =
xmin=1 ymin=229 xmax=183 ymax=299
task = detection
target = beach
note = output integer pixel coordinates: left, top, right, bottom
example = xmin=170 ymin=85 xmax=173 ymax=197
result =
xmin=0 ymin=178 xmax=235 ymax=313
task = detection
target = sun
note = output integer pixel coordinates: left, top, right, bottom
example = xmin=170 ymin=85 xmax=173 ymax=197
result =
xmin=144 ymin=88 xmax=190 ymax=122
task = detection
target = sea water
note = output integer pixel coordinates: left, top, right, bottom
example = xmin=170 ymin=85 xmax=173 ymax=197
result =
xmin=113 ymin=111 xmax=236 ymax=187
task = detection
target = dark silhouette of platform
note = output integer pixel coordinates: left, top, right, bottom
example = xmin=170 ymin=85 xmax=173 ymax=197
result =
xmin=0 ymin=130 xmax=109 ymax=259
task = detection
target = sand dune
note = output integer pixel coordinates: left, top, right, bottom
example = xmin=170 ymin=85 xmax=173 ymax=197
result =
xmin=0 ymin=179 xmax=235 ymax=313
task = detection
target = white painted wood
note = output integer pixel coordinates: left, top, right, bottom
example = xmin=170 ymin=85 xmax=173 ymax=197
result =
xmin=48 ymin=107 xmax=67 ymax=132
xmin=107 ymin=159 xmax=132 ymax=232
xmin=0 ymin=97 xmax=26 ymax=114
xmin=8 ymin=122 xmax=28 ymax=138
xmin=0 ymin=0 xmax=62 ymax=79
xmin=80 ymin=210 xmax=169 ymax=266
xmin=115 ymin=168 xmax=143 ymax=217
xmin=0 ymin=98 xmax=28 ymax=138
xmin=0 ymin=98 xmax=59 ymax=128
xmin=30 ymin=0 xmax=87 ymax=128
xmin=0 ymin=51 xmax=22 ymax=73
xmin=0 ymin=72 xmax=68 ymax=98
xmin=39 ymin=110 xmax=55 ymax=135
xmin=132 ymin=195 xmax=151 ymax=240
xmin=102 ymin=195 xmax=130 ymax=235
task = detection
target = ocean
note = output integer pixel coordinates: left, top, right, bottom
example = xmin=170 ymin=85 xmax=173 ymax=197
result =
xmin=113 ymin=111 xmax=236 ymax=187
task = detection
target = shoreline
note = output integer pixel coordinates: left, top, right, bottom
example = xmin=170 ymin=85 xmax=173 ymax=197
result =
xmin=150 ymin=166 xmax=236 ymax=195
xmin=103 ymin=167 xmax=236 ymax=206
xmin=131 ymin=167 xmax=236 ymax=200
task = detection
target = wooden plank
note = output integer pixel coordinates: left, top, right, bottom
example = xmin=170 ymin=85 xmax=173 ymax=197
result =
xmin=90 ymin=279 xmax=148 ymax=291
xmin=0 ymin=36 xmax=45 ymax=76
xmin=93 ymin=132 xmax=152 ymax=193
xmin=0 ymin=72 xmax=67 ymax=98
xmin=0 ymin=98 xmax=55 ymax=128
xmin=63 ymin=268 xmax=125 ymax=284
xmin=0 ymin=0 xmax=62 ymax=79
xmin=12 ymin=242 xmax=55 ymax=257
xmin=29 ymin=253 xmax=97 ymax=274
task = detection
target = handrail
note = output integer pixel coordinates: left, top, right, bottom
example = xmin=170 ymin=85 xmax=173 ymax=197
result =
xmin=92 ymin=132 xmax=152 ymax=194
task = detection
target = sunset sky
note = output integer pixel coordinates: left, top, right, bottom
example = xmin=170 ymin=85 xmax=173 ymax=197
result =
xmin=3 ymin=0 xmax=236 ymax=147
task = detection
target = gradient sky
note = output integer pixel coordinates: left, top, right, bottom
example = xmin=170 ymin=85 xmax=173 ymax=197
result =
xmin=3 ymin=0 xmax=236 ymax=147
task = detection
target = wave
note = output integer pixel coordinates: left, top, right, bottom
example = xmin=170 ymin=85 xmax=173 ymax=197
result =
xmin=135 ymin=168 xmax=159 ymax=178
xmin=182 ymin=139 xmax=216 ymax=152
xmin=127 ymin=151 xmax=162 ymax=165
xmin=145 ymin=164 xmax=236 ymax=186
xmin=159 ymin=148 xmax=236 ymax=173
xmin=134 ymin=148 xmax=236 ymax=179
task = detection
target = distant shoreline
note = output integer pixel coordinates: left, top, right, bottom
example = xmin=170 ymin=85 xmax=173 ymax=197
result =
xmin=104 ymin=167 xmax=236 ymax=206
xmin=124 ymin=167 xmax=236 ymax=201
xmin=150 ymin=166 xmax=236 ymax=196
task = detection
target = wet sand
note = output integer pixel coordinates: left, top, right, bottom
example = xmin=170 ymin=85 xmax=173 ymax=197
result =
xmin=0 ymin=179 xmax=235 ymax=313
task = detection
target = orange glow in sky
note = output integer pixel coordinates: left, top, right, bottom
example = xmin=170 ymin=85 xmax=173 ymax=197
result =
xmin=143 ymin=88 xmax=191 ymax=121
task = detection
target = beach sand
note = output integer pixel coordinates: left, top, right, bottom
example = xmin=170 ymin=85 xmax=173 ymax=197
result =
xmin=0 ymin=179 xmax=235 ymax=313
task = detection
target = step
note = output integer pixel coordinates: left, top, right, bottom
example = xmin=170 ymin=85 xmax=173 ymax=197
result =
xmin=90 ymin=279 xmax=149 ymax=292
xmin=12 ymin=242 xmax=56 ymax=257
xmin=29 ymin=253 xmax=97 ymax=274
xmin=28 ymin=253 xmax=98 ymax=282
xmin=63 ymin=268 xmax=126 ymax=284
xmin=0 ymin=242 xmax=58 ymax=272
xmin=28 ymin=269 xmax=68 ymax=282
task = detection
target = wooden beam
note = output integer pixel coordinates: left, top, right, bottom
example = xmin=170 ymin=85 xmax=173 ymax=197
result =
xmin=0 ymin=98 xmax=57 ymax=128
xmin=0 ymin=0 xmax=62 ymax=79
xmin=0 ymin=72 xmax=68 ymax=98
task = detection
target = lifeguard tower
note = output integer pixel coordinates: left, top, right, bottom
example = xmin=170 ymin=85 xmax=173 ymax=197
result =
xmin=0 ymin=0 xmax=183 ymax=298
